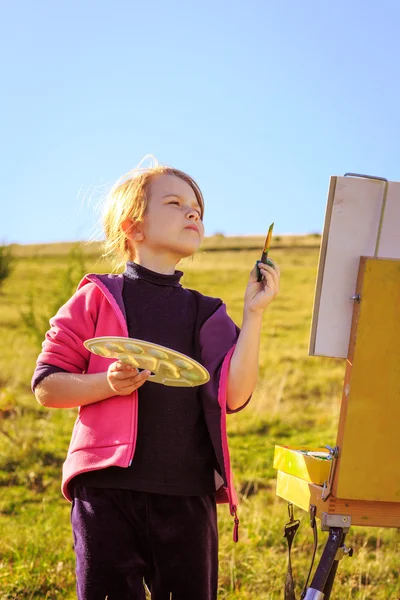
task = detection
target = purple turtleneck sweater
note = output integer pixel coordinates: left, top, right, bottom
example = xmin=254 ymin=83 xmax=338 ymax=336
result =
xmin=33 ymin=262 xmax=235 ymax=496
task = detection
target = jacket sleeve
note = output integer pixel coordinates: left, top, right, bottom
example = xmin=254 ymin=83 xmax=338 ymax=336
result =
xmin=199 ymin=303 xmax=251 ymax=414
xmin=31 ymin=282 xmax=101 ymax=386
xmin=31 ymin=363 xmax=68 ymax=392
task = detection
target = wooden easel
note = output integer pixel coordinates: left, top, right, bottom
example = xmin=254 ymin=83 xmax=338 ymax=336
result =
xmin=275 ymin=256 xmax=400 ymax=599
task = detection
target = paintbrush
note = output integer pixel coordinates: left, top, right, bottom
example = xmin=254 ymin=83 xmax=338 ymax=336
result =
xmin=256 ymin=222 xmax=274 ymax=282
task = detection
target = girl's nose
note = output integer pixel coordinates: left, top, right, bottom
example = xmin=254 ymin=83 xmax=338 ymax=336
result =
xmin=186 ymin=208 xmax=200 ymax=220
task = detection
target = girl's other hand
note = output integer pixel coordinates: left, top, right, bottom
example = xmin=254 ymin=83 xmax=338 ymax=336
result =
xmin=107 ymin=361 xmax=151 ymax=396
xmin=243 ymin=258 xmax=280 ymax=315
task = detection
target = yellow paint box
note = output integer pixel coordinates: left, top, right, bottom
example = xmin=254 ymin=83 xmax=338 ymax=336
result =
xmin=273 ymin=445 xmax=332 ymax=486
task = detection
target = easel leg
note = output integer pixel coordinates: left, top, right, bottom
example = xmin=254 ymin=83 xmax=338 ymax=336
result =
xmin=322 ymin=556 xmax=341 ymax=600
xmin=303 ymin=527 xmax=344 ymax=599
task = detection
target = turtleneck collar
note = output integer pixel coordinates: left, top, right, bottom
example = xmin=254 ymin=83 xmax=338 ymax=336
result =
xmin=124 ymin=261 xmax=183 ymax=287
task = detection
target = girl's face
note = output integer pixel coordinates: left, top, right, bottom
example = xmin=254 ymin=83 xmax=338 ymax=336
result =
xmin=137 ymin=174 xmax=205 ymax=259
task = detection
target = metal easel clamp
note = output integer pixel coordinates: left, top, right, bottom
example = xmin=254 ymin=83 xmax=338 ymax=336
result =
xmin=334 ymin=544 xmax=354 ymax=561
xmin=321 ymin=513 xmax=352 ymax=532
xmin=321 ymin=446 xmax=339 ymax=501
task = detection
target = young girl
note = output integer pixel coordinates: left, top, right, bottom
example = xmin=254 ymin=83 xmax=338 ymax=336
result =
xmin=32 ymin=161 xmax=280 ymax=600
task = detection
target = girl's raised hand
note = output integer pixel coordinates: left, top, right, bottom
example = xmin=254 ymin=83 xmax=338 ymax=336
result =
xmin=107 ymin=361 xmax=151 ymax=396
xmin=243 ymin=259 xmax=280 ymax=315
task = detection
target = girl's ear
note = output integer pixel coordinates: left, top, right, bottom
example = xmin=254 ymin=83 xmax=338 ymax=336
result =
xmin=121 ymin=218 xmax=144 ymax=242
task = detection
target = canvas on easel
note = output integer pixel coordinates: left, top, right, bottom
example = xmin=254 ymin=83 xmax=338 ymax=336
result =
xmin=309 ymin=174 xmax=400 ymax=359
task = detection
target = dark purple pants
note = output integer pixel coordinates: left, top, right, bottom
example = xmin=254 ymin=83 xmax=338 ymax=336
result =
xmin=71 ymin=485 xmax=218 ymax=600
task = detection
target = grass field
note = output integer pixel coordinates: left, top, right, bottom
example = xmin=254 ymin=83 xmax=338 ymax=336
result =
xmin=0 ymin=237 xmax=399 ymax=599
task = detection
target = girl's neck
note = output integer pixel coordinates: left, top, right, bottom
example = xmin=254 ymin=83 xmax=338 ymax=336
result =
xmin=132 ymin=248 xmax=179 ymax=275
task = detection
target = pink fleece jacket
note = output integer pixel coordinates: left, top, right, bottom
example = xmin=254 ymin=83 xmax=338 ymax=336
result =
xmin=37 ymin=274 xmax=243 ymax=541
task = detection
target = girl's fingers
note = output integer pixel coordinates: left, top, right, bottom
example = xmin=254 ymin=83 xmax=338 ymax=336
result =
xmin=258 ymin=264 xmax=280 ymax=287
xmin=109 ymin=361 xmax=134 ymax=373
xmin=255 ymin=261 xmax=280 ymax=281
xmin=118 ymin=370 xmax=151 ymax=389
xmin=258 ymin=261 xmax=280 ymax=276
xmin=270 ymin=261 xmax=280 ymax=277
xmin=259 ymin=266 xmax=278 ymax=283
xmin=108 ymin=367 xmax=151 ymax=394
xmin=129 ymin=370 xmax=151 ymax=384
xmin=110 ymin=365 xmax=139 ymax=379
xmin=258 ymin=268 xmax=280 ymax=294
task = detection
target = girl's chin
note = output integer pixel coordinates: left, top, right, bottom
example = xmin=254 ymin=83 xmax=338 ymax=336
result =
xmin=177 ymin=247 xmax=199 ymax=258
xmin=170 ymin=241 xmax=201 ymax=256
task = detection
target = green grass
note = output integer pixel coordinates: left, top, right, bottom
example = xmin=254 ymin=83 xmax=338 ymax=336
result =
xmin=0 ymin=237 xmax=398 ymax=599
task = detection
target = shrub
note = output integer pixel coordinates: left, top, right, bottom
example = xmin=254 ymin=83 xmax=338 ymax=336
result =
xmin=0 ymin=244 xmax=14 ymax=292
xmin=20 ymin=244 xmax=86 ymax=348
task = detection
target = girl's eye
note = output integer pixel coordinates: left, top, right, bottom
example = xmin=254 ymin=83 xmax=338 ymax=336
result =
xmin=167 ymin=200 xmax=201 ymax=218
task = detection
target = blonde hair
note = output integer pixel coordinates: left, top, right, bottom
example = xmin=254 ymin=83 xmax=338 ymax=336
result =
xmin=102 ymin=156 xmax=205 ymax=267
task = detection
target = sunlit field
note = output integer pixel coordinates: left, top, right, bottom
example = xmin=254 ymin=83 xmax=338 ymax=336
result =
xmin=0 ymin=236 xmax=398 ymax=599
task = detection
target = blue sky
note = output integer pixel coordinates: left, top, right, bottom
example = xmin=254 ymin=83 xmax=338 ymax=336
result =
xmin=1 ymin=0 xmax=400 ymax=244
